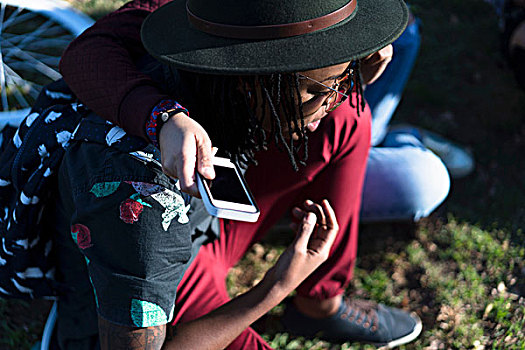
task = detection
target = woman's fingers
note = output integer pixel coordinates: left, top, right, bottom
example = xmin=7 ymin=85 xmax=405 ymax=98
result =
xmin=176 ymin=133 xmax=200 ymax=196
xmin=322 ymin=199 xmax=338 ymax=229
xmin=269 ymin=200 xmax=339 ymax=292
xmin=316 ymin=199 xmax=339 ymax=247
xmin=292 ymin=199 xmax=336 ymax=228
xmin=196 ymin=131 xmax=215 ymax=180
xmin=293 ymin=199 xmax=338 ymax=244
xmin=299 ymin=199 xmax=339 ymax=254
xmin=294 ymin=212 xmax=317 ymax=251
xmin=159 ymin=115 xmax=211 ymax=198
xmin=303 ymin=199 xmax=326 ymax=226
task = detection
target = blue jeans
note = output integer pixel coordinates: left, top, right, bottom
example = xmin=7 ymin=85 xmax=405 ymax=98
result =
xmin=360 ymin=19 xmax=451 ymax=222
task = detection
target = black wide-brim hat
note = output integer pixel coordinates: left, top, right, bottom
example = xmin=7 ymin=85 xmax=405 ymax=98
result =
xmin=141 ymin=0 xmax=408 ymax=74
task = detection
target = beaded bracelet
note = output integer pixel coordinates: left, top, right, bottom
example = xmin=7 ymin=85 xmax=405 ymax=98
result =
xmin=146 ymin=99 xmax=188 ymax=148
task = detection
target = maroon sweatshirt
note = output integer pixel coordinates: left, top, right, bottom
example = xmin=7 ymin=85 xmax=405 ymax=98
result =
xmin=59 ymin=0 xmax=173 ymax=141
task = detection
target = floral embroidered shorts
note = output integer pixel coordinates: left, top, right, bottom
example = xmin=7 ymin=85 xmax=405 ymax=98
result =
xmin=53 ymin=138 xmax=216 ymax=342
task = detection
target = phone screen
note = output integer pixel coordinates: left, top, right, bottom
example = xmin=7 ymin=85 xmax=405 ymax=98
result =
xmin=206 ymin=165 xmax=252 ymax=205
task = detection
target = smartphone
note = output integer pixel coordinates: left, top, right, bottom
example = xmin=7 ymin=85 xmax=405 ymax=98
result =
xmin=196 ymin=156 xmax=260 ymax=222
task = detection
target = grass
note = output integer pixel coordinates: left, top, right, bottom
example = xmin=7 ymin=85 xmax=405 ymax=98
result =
xmin=1 ymin=0 xmax=524 ymax=349
xmin=230 ymin=219 xmax=524 ymax=349
xmin=67 ymin=0 xmax=129 ymax=19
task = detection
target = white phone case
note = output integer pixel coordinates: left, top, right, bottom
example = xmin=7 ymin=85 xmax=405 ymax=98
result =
xmin=197 ymin=157 xmax=260 ymax=222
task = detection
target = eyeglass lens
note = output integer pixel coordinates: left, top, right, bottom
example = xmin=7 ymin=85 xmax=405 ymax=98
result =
xmin=326 ymin=74 xmax=351 ymax=112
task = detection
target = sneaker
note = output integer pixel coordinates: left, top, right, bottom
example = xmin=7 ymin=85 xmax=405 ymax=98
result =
xmin=281 ymin=297 xmax=422 ymax=348
xmin=390 ymin=124 xmax=475 ymax=179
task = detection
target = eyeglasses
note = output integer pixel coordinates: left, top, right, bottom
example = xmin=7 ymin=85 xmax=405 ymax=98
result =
xmin=298 ymin=65 xmax=353 ymax=113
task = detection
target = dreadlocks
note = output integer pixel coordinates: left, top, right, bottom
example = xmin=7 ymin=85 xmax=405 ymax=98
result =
xmin=165 ymin=62 xmax=364 ymax=171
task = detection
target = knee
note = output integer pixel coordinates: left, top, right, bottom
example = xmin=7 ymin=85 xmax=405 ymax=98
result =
xmin=361 ymin=147 xmax=450 ymax=222
xmin=398 ymin=149 xmax=451 ymax=220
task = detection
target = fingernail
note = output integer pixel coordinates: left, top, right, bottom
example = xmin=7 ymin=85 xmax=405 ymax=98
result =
xmin=212 ymin=147 xmax=219 ymax=156
xmin=202 ymin=166 xmax=215 ymax=179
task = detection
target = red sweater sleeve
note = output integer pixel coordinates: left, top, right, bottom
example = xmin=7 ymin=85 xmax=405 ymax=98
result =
xmin=59 ymin=0 xmax=173 ymax=141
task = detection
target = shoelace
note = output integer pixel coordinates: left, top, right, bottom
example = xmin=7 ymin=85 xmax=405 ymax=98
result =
xmin=340 ymin=298 xmax=380 ymax=332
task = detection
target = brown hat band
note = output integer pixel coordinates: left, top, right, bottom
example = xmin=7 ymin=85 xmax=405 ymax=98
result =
xmin=187 ymin=0 xmax=357 ymax=40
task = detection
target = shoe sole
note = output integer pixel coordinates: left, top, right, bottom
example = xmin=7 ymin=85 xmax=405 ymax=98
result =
xmin=382 ymin=313 xmax=423 ymax=349
xmin=334 ymin=312 xmax=423 ymax=349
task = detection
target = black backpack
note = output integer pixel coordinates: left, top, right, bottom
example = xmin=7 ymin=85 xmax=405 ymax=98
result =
xmin=0 ymin=80 xmax=85 ymax=299
xmin=0 ymin=79 xmax=160 ymax=299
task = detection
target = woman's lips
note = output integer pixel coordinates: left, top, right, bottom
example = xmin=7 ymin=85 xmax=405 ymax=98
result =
xmin=306 ymin=119 xmax=321 ymax=132
xmin=303 ymin=108 xmax=328 ymax=133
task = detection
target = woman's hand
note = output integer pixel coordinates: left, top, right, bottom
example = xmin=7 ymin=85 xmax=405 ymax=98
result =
xmin=158 ymin=113 xmax=216 ymax=197
xmin=360 ymin=44 xmax=394 ymax=85
xmin=265 ymin=199 xmax=339 ymax=293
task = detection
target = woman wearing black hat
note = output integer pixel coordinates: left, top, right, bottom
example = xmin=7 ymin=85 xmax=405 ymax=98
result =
xmin=54 ymin=0 xmax=422 ymax=348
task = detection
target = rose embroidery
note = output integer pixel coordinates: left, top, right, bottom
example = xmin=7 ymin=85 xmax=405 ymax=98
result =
xmin=71 ymin=224 xmax=92 ymax=249
xmin=120 ymin=198 xmax=144 ymax=224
